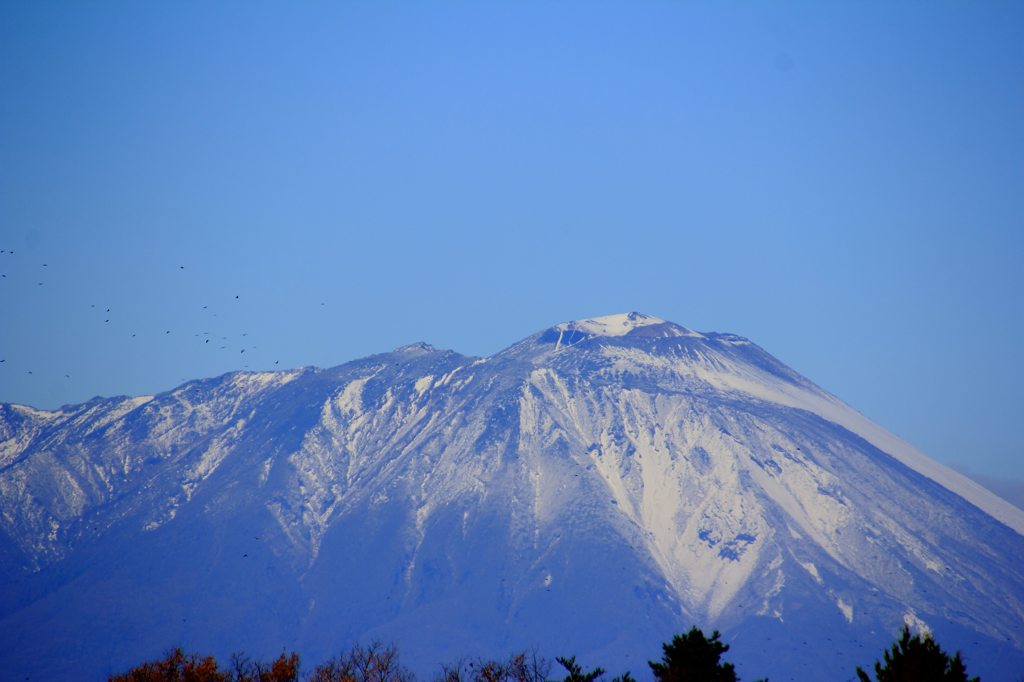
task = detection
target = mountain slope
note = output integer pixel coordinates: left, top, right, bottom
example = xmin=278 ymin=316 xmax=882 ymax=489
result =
xmin=1 ymin=312 xmax=1021 ymax=681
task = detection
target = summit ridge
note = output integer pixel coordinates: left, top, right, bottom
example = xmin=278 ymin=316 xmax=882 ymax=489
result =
xmin=557 ymin=311 xmax=666 ymax=336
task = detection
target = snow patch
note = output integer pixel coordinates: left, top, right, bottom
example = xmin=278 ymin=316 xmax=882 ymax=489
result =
xmin=231 ymin=370 xmax=299 ymax=393
xmin=903 ymin=609 xmax=931 ymax=636
xmin=183 ymin=418 xmax=247 ymax=496
xmin=10 ymin=404 xmax=60 ymax=419
xmin=414 ymin=376 xmax=434 ymax=397
xmin=143 ymin=504 xmax=179 ymax=531
xmin=836 ymin=597 xmax=854 ymax=623
xmin=801 ymin=562 xmax=823 ymax=584
xmin=259 ymin=457 xmax=273 ymax=486
xmin=338 ymin=376 xmax=372 ymax=415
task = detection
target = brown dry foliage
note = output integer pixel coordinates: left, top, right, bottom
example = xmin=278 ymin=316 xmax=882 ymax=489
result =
xmin=307 ymin=641 xmax=412 ymax=682
xmin=434 ymin=652 xmax=549 ymax=682
xmin=110 ymin=648 xmax=298 ymax=682
xmin=109 ymin=647 xmax=229 ymax=682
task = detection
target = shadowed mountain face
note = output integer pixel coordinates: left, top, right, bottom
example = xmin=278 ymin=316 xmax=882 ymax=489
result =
xmin=2 ymin=313 xmax=1022 ymax=681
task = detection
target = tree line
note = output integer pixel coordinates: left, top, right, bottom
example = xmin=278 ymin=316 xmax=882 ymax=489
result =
xmin=109 ymin=625 xmax=980 ymax=682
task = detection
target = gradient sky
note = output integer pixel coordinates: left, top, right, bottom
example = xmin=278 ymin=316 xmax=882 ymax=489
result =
xmin=1 ymin=2 xmax=1022 ymax=485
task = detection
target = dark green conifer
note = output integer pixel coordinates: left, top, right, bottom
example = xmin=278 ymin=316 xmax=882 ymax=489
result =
xmin=648 ymin=627 xmax=739 ymax=682
xmin=856 ymin=625 xmax=979 ymax=682
xmin=555 ymin=656 xmax=605 ymax=682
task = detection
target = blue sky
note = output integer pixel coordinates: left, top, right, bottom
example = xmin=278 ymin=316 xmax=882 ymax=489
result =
xmin=1 ymin=2 xmax=1022 ymax=484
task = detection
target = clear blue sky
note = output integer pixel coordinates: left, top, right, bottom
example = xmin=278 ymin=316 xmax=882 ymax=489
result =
xmin=1 ymin=2 xmax=1022 ymax=483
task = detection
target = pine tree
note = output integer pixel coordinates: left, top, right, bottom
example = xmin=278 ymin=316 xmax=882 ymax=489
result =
xmin=555 ymin=656 xmax=605 ymax=682
xmin=856 ymin=625 xmax=980 ymax=682
xmin=648 ymin=627 xmax=739 ymax=682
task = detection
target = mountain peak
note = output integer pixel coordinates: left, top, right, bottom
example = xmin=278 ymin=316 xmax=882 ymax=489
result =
xmin=393 ymin=341 xmax=437 ymax=354
xmin=547 ymin=311 xmax=702 ymax=345
xmin=557 ymin=312 xmax=664 ymax=336
xmin=498 ymin=312 xmax=707 ymax=358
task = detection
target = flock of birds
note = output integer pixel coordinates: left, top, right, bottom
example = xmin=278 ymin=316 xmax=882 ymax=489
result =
xmin=0 ymin=247 xmax=321 ymax=407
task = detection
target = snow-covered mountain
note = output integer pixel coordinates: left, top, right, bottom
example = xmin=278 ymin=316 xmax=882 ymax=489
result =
xmin=2 ymin=312 xmax=1022 ymax=681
